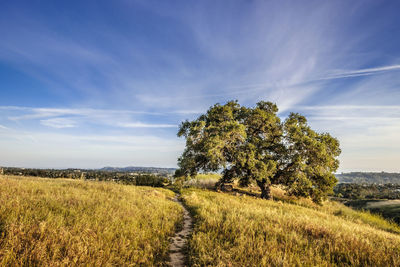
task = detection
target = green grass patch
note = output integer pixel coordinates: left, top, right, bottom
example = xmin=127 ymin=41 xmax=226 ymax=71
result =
xmin=369 ymin=205 xmax=400 ymax=225
xmin=345 ymin=199 xmax=400 ymax=225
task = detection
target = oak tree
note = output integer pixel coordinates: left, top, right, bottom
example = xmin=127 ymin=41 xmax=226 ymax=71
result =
xmin=176 ymin=101 xmax=341 ymax=203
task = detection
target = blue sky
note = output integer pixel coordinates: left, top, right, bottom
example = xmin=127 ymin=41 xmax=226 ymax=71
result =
xmin=1 ymin=0 xmax=400 ymax=171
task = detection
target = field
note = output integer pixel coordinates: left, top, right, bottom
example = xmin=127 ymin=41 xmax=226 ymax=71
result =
xmin=369 ymin=204 xmax=400 ymax=225
xmin=181 ymin=188 xmax=400 ymax=266
xmin=2 ymin=174 xmax=400 ymax=266
xmin=346 ymin=199 xmax=400 ymax=225
xmin=0 ymin=175 xmax=182 ymax=266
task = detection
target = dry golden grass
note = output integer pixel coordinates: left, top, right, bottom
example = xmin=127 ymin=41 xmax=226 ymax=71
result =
xmin=3 ymin=174 xmax=400 ymax=266
xmin=0 ymin=175 xmax=182 ymax=266
xmin=182 ymin=188 xmax=400 ymax=267
xmin=184 ymin=173 xmax=221 ymax=189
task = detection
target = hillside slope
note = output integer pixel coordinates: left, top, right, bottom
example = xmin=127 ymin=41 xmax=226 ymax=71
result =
xmin=182 ymin=188 xmax=400 ymax=266
xmin=0 ymin=175 xmax=182 ymax=266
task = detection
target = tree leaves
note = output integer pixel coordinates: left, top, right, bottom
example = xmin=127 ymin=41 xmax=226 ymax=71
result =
xmin=176 ymin=101 xmax=341 ymax=203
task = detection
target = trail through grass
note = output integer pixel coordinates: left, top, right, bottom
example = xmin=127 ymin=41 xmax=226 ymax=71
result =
xmin=167 ymin=194 xmax=193 ymax=267
xmin=3 ymin=174 xmax=400 ymax=266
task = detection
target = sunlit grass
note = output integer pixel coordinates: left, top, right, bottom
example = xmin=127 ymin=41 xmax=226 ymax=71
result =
xmin=182 ymin=188 xmax=400 ymax=266
xmin=0 ymin=175 xmax=182 ymax=266
xmin=3 ymin=174 xmax=399 ymax=266
xmin=183 ymin=173 xmax=221 ymax=189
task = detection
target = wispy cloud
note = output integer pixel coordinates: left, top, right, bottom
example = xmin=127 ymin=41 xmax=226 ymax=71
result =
xmin=296 ymin=105 xmax=400 ymax=111
xmin=1 ymin=106 xmax=186 ymax=129
xmin=290 ymin=104 xmax=400 ymax=172
xmin=0 ymin=1 xmax=399 ymax=170
xmin=40 ymin=118 xmax=77 ymax=128
xmin=0 ymin=129 xmax=184 ymax=168
xmin=186 ymin=64 xmax=400 ymax=109
xmin=319 ymin=64 xmax=400 ymax=81
xmin=6 ymin=107 xmax=163 ymax=121
xmin=116 ymin=122 xmax=176 ymax=128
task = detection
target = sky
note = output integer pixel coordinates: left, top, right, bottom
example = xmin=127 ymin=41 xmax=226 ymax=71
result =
xmin=0 ymin=0 xmax=400 ymax=171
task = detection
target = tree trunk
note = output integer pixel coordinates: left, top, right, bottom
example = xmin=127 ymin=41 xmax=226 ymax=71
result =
xmin=257 ymin=180 xmax=272 ymax=200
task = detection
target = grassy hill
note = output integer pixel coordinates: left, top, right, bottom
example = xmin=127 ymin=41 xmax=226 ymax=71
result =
xmin=0 ymin=175 xmax=182 ymax=266
xmin=1 ymin=174 xmax=400 ymax=266
xmin=181 ymin=188 xmax=400 ymax=266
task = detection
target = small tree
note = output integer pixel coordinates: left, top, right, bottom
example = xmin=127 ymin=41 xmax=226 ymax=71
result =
xmin=176 ymin=101 xmax=341 ymax=203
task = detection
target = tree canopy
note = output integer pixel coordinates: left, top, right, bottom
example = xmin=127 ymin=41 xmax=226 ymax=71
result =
xmin=176 ymin=100 xmax=341 ymax=203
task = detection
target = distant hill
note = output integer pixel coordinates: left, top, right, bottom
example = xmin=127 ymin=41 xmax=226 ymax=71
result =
xmin=99 ymin=166 xmax=176 ymax=175
xmin=336 ymin=172 xmax=400 ymax=184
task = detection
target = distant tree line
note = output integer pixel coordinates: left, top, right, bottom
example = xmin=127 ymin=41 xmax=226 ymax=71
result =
xmin=336 ymin=172 xmax=400 ymax=184
xmin=1 ymin=167 xmax=168 ymax=187
xmin=99 ymin=166 xmax=176 ymax=176
xmin=334 ymin=183 xmax=400 ymax=200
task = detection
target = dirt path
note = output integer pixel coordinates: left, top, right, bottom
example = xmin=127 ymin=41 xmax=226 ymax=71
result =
xmin=167 ymin=195 xmax=193 ymax=267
